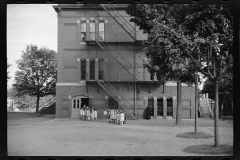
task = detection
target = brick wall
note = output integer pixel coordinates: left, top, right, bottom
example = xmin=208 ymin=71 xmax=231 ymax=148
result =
xmin=54 ymin=5 xmax=195 ymax=119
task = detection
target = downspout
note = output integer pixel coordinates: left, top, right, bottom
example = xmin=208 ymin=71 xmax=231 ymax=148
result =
xmin=134 ymin=23 xmax=137 ymax=120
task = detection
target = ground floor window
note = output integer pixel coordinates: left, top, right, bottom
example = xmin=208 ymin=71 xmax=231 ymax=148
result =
xmin=148 ymin=98 xmax=154 ymax=116
xmin=167 ymin=98 xmax=173 ymax=116
xmin=108 ymin=97 xmax=118 ymax=109
xmin=157 ymin=98 xmax=163 ymax=116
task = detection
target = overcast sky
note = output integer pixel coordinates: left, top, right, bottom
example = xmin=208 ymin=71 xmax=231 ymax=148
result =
xmin=7 ymin=4 xmax=57 ymax=88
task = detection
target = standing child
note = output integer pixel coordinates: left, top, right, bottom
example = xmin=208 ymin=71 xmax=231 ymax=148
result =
xmin=91 ymin=109 xmax=95 ymax=121
xmin=103 ymin=109 xmax=107 ymax=122
xmin=82 ymin=109 xmax=86 ymax=121
xmin=87 ymin=108 xmax=90 ymax=121
xmin=94 ymin=109 xmax=97 ymax=121
xmin=116 ymin=112 xmax=120 ymax=125
xmin=80 ymin=108 xmax=82 ymax=120
xmin=112 ymin=110 xmax=116 ymax=124
xmin=120 ymin=111 xmax=125 ymax=125
xmin=110 ymin=109 xmax=113 ymax=123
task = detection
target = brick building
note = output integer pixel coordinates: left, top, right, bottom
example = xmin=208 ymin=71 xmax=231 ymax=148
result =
xmin=53 ymin=4 xmax=196 ymax=120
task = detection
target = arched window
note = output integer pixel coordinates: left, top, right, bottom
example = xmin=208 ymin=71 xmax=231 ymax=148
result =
xmin=99 ymin=21 xmax=104 ymax=41
xmin=90 ymin=59 xmax=95 ymax=80
xmin=81 ymin=21 xmax=86 ymax=41
xmin=81 ymin=59 xmax=86 ymax=80
xmin=99 ymin=59 xmax=104 ymax=80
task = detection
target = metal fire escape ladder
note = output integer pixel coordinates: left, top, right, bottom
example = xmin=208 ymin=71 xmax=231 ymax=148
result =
xmin=100 ymin=4 xmax=137 ymax=41
xmin=96 ymin=34 xmax=139 ymax=81
xmin=98 ymin=80 xmax=137 ymax=119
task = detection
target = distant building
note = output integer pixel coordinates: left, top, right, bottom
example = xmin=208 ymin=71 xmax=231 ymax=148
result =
xmin=53 ymin=4 xmax=196 ymax=119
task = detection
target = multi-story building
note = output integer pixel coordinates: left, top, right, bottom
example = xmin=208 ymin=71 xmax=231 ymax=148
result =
xmin=53 ymin=4 xmax=196 ymax=120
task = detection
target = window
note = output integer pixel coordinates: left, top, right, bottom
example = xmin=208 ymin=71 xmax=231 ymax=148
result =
xmin=73 ymin=99 xmax=76 ymax=108
xmin=148 ymin=98 xmax=154 ymax=116
xmin=157 ymin=98 xmax=163 ymax=116
xmin=99 ymin=59 xmax=104 ymax=80
xmin=108 ymin=97 xmax=118 ymax=109
xmin=90 ymin=59 xmax=95 ymax=80
xmin=81 ymin=21 xmax=86 ymax=41
xmin=90 ymin=22 xmax=95 ymax=41
xmin=77 ymin=99 xmax=80 ymax=108
xmin=81 ymin=59 xmax=86 ymax=80
xmin=167 ymin=98 xmax=173 ymax=116
xmin=99 ymin=21 xmax=104 ymax=41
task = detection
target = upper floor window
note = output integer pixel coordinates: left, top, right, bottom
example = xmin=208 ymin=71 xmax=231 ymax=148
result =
xmin=81 ymin=59 xmax=86 ymax=80
xmin=90 ymin=59 xmax=95 ymax=80
xmin=81 ymin=21 xmax=86 ymax=41
xmin=90 ymin=22 xmax=95 ymax=41
xmin=99 ymin=21 xmax=104 ymax=41
xmin=99 ymin=59 xmax=104 ymax=80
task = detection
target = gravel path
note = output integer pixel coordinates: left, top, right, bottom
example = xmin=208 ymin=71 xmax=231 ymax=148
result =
xmin=8 ymin=118 xmax=233 ymax=156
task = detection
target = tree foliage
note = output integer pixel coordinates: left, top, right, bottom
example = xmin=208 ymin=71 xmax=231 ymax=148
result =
xmin=126 ymin=4 xmax=233 ymax=146
xmin=13 ymin=44 xmax=57 ymax=113
xmin=7 ymin=59 xmax=11 ymax=81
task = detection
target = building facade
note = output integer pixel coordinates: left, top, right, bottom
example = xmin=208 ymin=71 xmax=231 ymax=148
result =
xmin=53 ymin=4 xmax=196 ymax=120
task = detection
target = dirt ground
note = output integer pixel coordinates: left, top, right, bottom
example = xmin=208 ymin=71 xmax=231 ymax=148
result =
xmin=7 ymin=113 xmax=233 ymax=156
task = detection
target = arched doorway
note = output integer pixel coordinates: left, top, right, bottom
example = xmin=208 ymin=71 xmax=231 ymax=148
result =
xmin=71 ymin=95 xmax=89 ymax=118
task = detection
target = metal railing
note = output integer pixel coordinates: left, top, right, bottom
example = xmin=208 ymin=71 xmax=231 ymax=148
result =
xmin=100 ymin=4 xmax=137 ymax=41
xmin=98 ymin=79 xmax=137 ymax=119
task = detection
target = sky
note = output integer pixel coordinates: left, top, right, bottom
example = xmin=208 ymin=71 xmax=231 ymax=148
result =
xmin=7 ymin=4 xmax=57 ymax=88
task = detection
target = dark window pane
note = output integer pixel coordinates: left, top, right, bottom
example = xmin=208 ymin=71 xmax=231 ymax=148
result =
xmin=90 ymin=59 xmax=95 ymax=80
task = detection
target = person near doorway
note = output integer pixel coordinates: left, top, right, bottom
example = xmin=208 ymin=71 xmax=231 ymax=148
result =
xmin=120 ymin=111 xmax=125 ymax=125
xmin=94 ymin=109 xmax=97 ymax=121
xmin=116 ymin=111 xmax=120 ymax=125
xmin=91 ymin=108 xmax=95 ymax=121
xmin=80 ymin=108 xmax=83 ymax=120
xmin=103 ymin=109 xmax=107 ymax=122
xmin=146 ymin=105 xmax=151 ymax=120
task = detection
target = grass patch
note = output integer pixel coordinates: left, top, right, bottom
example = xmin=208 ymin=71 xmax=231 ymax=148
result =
xmin=177 ymin=132 xmax=213 ymax=139
xmin=183 ymin=144 xmax=233 ymax=155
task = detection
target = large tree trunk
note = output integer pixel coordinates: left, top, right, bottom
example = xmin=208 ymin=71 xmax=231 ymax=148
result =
xmin=195 ymin=74 xmax=198 ymax=133
xmin=214 ymin=80 xmax=219 ymax=147
xmin=36 ymin=95 xmax=40 ymax=113
xmin=176 ymin=78 xmax=182 ymax=125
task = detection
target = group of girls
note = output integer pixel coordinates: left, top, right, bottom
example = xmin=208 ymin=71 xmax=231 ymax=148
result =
xmin=80 ymin=106 xmax=97 ymax=121
xmin=104 ymin=109 xmax=126 ymax=125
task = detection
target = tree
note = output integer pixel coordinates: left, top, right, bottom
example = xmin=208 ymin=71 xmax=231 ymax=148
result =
xmin=126 ymin=4 xmax=233 ymax=147
xmin=13 ymin=44 xmax=57 ymax=113
xmin=182 ymin=5 xmax=233 ymax=147
xmin=7 ymin=59 xmax=11 ymax=81
xmin=126 ymin=4 xmax=197 ymax=126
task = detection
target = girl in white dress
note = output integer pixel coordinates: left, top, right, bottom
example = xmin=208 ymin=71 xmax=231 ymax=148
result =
xmin=120 ymin=112 xmax=125 ymax=125
xmin=116 ymin=112 xmax=120 ymax=125
xmin=94 ymin=109 xmax=97 ymax=121
xmin=91 ymin=109 xmax=95 ymax=121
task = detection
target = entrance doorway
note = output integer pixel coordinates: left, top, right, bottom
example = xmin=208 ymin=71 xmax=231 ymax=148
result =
xmin=81 ymin=98 xmax=89 ymax=109
xmin=71 ymin=96 xmax=89 ymax=118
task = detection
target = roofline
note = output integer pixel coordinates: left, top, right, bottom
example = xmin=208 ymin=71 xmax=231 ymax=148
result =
xmin=52 ymin=4 xmax=128 ymax=11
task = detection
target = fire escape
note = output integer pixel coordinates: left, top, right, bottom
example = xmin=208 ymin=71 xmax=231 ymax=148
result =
xmin=87 ymin=4 xmax=139 ymax=120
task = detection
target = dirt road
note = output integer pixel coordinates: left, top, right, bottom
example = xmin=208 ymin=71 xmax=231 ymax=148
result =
xmin=7 ymin=115 xmax=233 ymax=156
